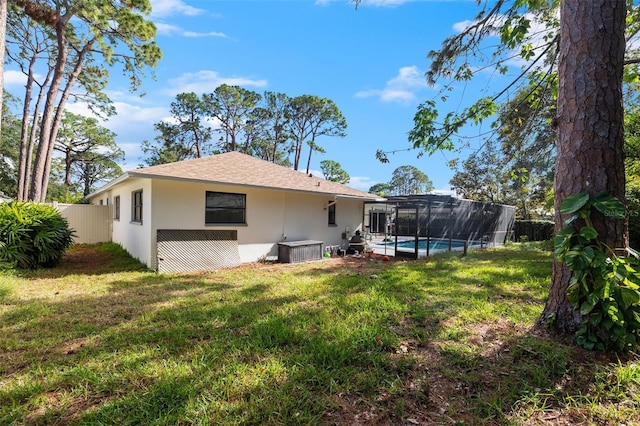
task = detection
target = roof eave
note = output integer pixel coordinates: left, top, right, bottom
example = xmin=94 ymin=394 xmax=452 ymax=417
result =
xmin=86 ymin=172 xmax=132 ymax=199
xmin=127 ymin=172 xmax=379 ymax=200
xmin=335 ymin=194 xmax=385 ymax=202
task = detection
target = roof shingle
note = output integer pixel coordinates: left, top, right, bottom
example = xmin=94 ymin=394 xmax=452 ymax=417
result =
xmin=123 ymin=152 xmax=380 ymax=200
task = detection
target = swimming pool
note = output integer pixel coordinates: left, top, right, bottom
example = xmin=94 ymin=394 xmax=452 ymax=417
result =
xmin=388 ymin=238 xmax=472 ymax=251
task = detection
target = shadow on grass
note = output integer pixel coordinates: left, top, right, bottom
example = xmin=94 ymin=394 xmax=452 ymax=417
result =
xmin=1 ymin=244 xmax=637 ymax=425
xmin=9 ymin=242 xmax=150 ymax=279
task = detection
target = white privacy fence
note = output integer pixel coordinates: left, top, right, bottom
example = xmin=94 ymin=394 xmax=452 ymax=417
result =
xmin=53 ymin=202 xmax=112 ymax=244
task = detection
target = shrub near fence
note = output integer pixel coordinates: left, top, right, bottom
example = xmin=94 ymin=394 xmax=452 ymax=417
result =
xmin=0 ymin=201 xmax=75 ymax=269
xmin=514 ymin=220 xmax=555 ymax=242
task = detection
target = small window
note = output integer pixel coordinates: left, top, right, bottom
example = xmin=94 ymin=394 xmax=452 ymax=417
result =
xmin=132 ymin=190 xmax=143 ymax=223
xmin=205 ymin=191 xmax=246 ymax=224
xmin=328 ymin=201 xmax=336 ymax=225
xmin=114 ymin=196 xmax=120 ymax=220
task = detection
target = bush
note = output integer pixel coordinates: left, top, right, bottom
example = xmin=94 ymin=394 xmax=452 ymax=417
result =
xmin=0 ymin=201 xmax=76 ymax=269
xmin=514 ymin=220 xmax=555 ymax=242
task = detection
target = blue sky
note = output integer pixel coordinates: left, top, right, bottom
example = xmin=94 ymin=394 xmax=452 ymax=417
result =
xmin=8 ymin=0 xmax=507 ymax=193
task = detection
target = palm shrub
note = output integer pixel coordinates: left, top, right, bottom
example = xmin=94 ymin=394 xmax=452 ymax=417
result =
xmin=0 ymin=201 xmax=75 ymax=269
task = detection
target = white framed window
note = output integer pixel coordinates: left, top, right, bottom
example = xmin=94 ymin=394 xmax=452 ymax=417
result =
xmin=328 ymin=201 xmax=336 ymax=225
xmin=205 ymin=191 xmax=246 ymax=224
xmin=114 ymin=195 xmax=120 ymax=220
xmin=131 ymin=190 xmax=143 ymax=223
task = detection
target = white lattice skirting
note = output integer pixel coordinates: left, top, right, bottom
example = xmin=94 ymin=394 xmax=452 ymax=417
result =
xmin=156 ymin=229 xmax=241 ymax=273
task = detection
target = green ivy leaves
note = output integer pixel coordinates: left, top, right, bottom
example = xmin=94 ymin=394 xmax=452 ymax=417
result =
xmin=555 ymin=192 xmax=640 ymax=352
xmin=560 ymin=192 xmax=627 ymax=225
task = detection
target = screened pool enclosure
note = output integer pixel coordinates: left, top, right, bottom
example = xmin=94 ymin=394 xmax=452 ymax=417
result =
xmin=363 ymin=195 xmax=516 ymax=259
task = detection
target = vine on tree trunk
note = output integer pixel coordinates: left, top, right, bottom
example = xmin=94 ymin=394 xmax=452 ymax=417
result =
xmin=554 ymin=192 xmax=640 ymax=352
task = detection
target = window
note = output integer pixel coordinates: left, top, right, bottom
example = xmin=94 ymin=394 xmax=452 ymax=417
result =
xmin=328 ymin=201 xmax=336 ymax=225
xmin=205 ymin=191 xmax=246 ymax=224
xmin=114 ymin=196 xmax=120 ymax=220
xmin=369 ymin=211 xmax=386 ymax=233
xmin=132 ymin=190 xmax=143 ymax=223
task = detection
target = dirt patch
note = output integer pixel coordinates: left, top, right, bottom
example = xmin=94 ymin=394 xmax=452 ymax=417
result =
xmin=61 ymin=245 xmax=115 ymax=272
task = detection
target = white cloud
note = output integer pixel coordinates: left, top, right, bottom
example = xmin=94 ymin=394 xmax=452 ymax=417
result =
xmin=165 ymin=71 xmax=268 ymax=96
xmin=3 ymin=70 xmax=27 ymax=86
xmin=109 ymin=102 xmax=168 ymax=125
xmin=314 ymin=0 xmax=410 ymax=8
xmin=355 ymin=65 xmax=428 ymax=103
xmin=104 ymin=89 xmax=152 ymax=105
xmin=154 ymin=22 xmax=227 ymax=38
xmin=379 ymin=89 xmax=416 ymax=103
xmin=452 ymin=19 xmax=473 ymax=33
xmin=359 ymin=0 xmax=409 ymax=6
xmin=310 ymin=168 xmax=374 ymax=192
xmin=150 ymin=0 xmax=226 ymax=39
xmin=63 ymin=102 xmax=93 ymax=117
xmin=348 ymin=176 xmax=377 ymax=191
xmin=182 ymin=30 xmax=227 ymax=38
xmin=150 ymin=0 xmax=204 ymax=18
xmin=314 ymin=0 xmax=407 ymax=5
xmin=154 ymin=22 xmax=181 ymax=36
xmin=354 ymin=89 xmax=380 ymax=99
xmin=66 ymin=101 xmax=167 ymax=127
xmin=388 ymin=66 xmax=425 ymax=88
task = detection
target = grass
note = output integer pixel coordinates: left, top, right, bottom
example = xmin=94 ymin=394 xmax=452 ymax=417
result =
xmin=0 ymin=242 xmax=639 ymax=425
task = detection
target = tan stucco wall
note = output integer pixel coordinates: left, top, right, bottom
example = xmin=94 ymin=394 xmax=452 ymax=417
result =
xmin=149 ymin=179 xmax=365 ymax=267
xmin=92 ymin=177 xmax=367 ymax=270
xmin=91 ymin=177 xmax=153 ymax=267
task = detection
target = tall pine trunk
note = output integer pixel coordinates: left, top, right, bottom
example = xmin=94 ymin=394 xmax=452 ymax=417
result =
xmin=0 ymin=0 xmax=6 ymax=132
xmin=539 ymin=0 xmax=627 ymax=333
xmin=29 ymin=18 xmax=68 ymax=202
xmin=29 ymin=19 xmax=90 ymax=202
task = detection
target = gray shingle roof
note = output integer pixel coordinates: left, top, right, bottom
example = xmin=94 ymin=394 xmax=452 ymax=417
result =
xmin=105 ymin=152 xmax=381 ymax=200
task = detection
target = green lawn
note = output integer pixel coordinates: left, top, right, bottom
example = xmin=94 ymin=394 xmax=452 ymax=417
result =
xmin=1 ymin=242 xmax=639 ymax=425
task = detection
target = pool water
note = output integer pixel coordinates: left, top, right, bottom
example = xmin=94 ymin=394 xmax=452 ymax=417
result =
xmin=388 ymin=238 xmax=471 ymax=251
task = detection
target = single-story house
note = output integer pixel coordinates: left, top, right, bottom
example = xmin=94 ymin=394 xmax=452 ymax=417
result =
xmin=88 ymin=151 xmax=383 ymax=272
xmin=0 ymin=192 xmax=11 ymax=203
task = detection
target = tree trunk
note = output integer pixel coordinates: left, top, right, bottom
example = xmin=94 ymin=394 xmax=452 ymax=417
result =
xmin=63 ymin=148 xmax=73 ymax=186
xmin=271 ymin=134 xmax=279 ymax=164
xmin=39 ymin=42 xmax=90 ymax=201
xmin=294 ymin=141 xmax=302 ymax=171
xmin=83 ymin=163 xmax=93 ymax=196
xmin=17 ymin=59 xmax=50 ymax=201
xmin=521 ymin=200 xmax=529 ymax=221
xmin=306 ymin=145 xmax=313 ymax=175
xmin=29 ymin=17 xmax=68 ymax=202
xmin=539 ymin=0 xmax=627 ymax=333
xmin=0 ymin=0 xmax=7 ymax=133
xmin=17 ymin=74 xmax=35 ymax=201
xmin=30 ymin=22 xmax=90 ymax=202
